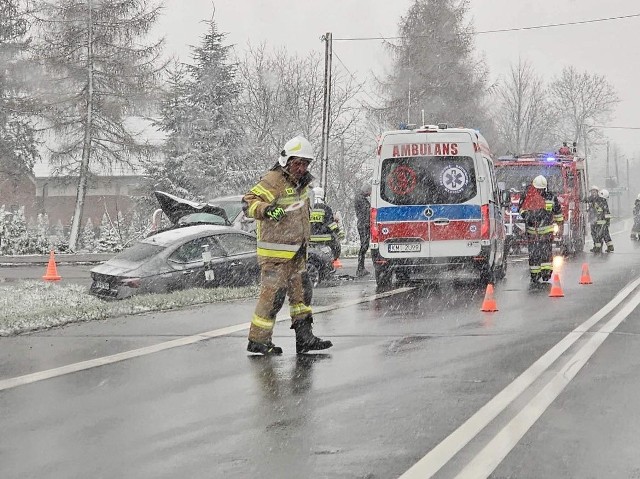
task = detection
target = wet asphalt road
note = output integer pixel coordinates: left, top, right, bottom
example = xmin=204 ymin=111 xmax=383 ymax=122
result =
xmin=3 ymin=235 xmax=640 ymax=478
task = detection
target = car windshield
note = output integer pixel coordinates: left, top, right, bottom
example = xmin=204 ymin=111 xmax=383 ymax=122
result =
xmin=496 ymin=165 xmax=563 ymax=192
xmin=211 ymin=199 xmax=243 ymax=221
xmin=113 ymin=242 xmax=165 ymax=262
xmin=380 ymin=156 xmax=477 ymax=205
xmin=178 ymin=212 xmax=227 ymax=225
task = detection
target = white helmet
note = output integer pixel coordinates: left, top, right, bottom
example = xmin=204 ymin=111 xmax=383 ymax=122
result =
xmin=590 ymin=185 xmax=599 ymax=191
xmin=637 ymin=193 xmax=640 ymax=200
xmin=532 ymin=175 xmax=547 ymax=189
xmin=598 ymin=189 xmax=609 ymax=199
xmin=312 ymin=186 xmax=325 ymax=202
xmin=278 ymin=136 xmax=315 ymax=167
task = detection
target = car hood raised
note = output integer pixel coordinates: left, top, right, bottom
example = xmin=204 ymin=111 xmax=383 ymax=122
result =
xmin=155 ymin=190 xmax=231 ymax=225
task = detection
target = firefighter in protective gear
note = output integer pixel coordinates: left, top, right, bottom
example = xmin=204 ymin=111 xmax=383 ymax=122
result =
xmin=518 ymin=175 xmax=563 ymax=282
xmin=591 ymin=188 xmax=614 ymax=252
xmin=310 ymin=186 xmax=344 ymax=260
xmin=243 ymin=136 xmax=333 ymax=355
xmin=631 ymin=193 xmax=640 ymax=240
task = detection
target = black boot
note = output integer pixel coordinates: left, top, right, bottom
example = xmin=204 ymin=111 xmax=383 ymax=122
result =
xmin=247 ymin=340 xmax=283 ymax=355
xmin=291 ymin=316 xmax=333 ymax=354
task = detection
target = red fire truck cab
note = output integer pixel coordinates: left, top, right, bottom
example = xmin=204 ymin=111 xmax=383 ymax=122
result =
xmin=494 ymin=148 xmax=588 ymax=256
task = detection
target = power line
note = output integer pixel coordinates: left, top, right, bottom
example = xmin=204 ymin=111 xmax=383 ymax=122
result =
xmin=333 ymin=12 xmax=640 ymax=41
xmin=593 ymin=125 xmax=640 ymax=130
xmin=332 ymin=49 xmax=383 ymax=108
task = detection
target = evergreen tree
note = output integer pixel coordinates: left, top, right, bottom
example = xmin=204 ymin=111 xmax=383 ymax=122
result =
xmin=377 ymin=0 xmax=491 ymax=132
xmin=96 ymin=212 xmax=121 ymax=252
xmin=80 ymin=217 xmax=96 ymax=252
xmin=32 ymin=0 xmax=166 ymax=251
xmin=150 ymin=14 xmax=241 ymax=199
xmin=0 ymin=0 xmax=39 ymax=182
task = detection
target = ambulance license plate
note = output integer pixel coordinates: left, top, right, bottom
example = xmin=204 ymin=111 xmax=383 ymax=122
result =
xmin=95 ymin=281 xmax=110 ymax=290
xmin=388 ymin=243 xmax=421 ymax=253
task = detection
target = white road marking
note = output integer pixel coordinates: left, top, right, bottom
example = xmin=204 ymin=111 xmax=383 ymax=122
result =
xmin=456 ymin=288 xmax=640 ymax=478
xmin=0 ymin=287 xmax=413 ymax=392
xmin=399 ymin=276 xmax=640 ymax=479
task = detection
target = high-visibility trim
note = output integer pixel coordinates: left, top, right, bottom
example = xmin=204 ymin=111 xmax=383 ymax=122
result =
xmin=596 ymin=220 xmax=607 ymax=225
xmin=328 ymin=222 xmax=339 ymax=231
xmin=540 ymin=262 xmax=553 ymax=271
xmin=247 ymin=201 xmax=260 ymax=217
xmin=256 ymin=241 xmax=300 ymax=259
xmin=290 ymin=303 xmax=312 ymax=317
xmin=545 ymin=201 xmax=553 ymax=212
xmin=526 ymin=225 xmax=554 ymax=234
xmin=553 ymin=214 xmax=564 ymax=222
xmin=530 ymin=265 xmax=542 ymax=273
xmin=257 ymin=248 xmax=297 ymax=259
xmin=310 ymin=210 xmax=325 ymax=222
xmin=276 ymin=196 xmax=306 ymax=206
xmin=251 ymin=314 xmax=275 ymax=330
xmin=251 ymin=184 xmax=275 ymax=203
xmin=310 ymin=234 xmax=333 ymax=242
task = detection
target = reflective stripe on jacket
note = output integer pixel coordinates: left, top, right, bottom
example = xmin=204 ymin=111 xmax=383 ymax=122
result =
xmin=243 ymin=168 xmax=311 ymax=263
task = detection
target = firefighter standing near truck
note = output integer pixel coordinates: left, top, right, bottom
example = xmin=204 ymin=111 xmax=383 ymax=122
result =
xmin=590 ymin=188 xmax=614 ymax=253
xmin=518 ymin=175 xmax=564 ymax=283
xmin=242 ymin=136 xmax=333 ymax=355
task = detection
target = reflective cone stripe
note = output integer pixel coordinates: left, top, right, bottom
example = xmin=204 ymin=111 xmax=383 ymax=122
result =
xmin=481 ymin=283 xmax=498 ymax=312
xmin=549 ymin=273 xmax=564 ymax=297
xmin=42 ymin=251 xmax=61 ymax=282
xmin=579 ymin=263 xmax=593 ymax=285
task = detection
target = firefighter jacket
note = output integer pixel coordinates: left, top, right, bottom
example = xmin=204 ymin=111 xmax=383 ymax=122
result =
xmin=310 ymin=201 xmax=342 ymax=243
xmin=591 ymin=197 xmax=612 ymax=226
xmin=634 ymin=199 xmax=640 ymax=218
xmin=243 ymin=167 xmax=312 ymax=264
xmin=518 ymin=186 xmax=563 ymax=235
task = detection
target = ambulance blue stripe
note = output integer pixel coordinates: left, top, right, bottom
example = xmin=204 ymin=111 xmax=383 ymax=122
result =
xmin=377 ymin=205 xmax=481 ymax=221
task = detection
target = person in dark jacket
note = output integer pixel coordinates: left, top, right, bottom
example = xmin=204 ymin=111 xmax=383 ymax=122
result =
xmin=354 ymin=181 xmax=372 ymax=277
xmin=310 ymin=186 xmax=344 ymax=260
xmin=518 ymin=175 xmax=563 ymax=283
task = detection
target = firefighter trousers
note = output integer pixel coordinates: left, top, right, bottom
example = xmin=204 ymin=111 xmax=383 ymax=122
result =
xmin=591 ymin=223 xmax=612 ymax=249
xmin=248 ymin=252 xmax=313 ymax=344
xmin=526 ymin=232 xmax=553 ymax=277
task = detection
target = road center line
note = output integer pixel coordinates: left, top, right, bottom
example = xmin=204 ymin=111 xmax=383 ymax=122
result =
xmin=456 ymin=288 xmax=640 ymax=478
xmin=0 ymin=286 xmax=413 ymax=392
xmin=399 ymin=276 xmax=640 ymax=479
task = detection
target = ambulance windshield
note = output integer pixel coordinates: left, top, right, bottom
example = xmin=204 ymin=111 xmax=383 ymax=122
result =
xmin=380 ymin=156 xmax=477 ymax=205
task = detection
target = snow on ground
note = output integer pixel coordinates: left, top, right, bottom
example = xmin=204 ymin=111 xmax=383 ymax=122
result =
xmin=0 ymin=281 xmax=258 ymax=336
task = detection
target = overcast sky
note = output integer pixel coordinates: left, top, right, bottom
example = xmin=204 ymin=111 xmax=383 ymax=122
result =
xmin=155 ymin=0 xmax=640 ymax=158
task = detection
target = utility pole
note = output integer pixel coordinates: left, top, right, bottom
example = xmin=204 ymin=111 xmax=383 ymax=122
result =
xmin=320 ymin=32 xmax=332 ymax=193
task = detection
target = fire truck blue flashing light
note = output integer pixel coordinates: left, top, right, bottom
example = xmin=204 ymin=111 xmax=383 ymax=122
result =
xmin=546 ymin=156 xmax=555 ymax=162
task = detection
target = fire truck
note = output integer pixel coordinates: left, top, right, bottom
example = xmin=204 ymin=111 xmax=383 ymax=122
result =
xmin=494 ymin=146 xmax=588 ymax=256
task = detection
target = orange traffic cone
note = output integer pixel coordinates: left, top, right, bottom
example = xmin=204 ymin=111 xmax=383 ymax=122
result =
xmin=42 ymin=250 xmax=61 ymax=282
xmin=549 ymin=272 xmax=564 ymax=297
xmin=579 ymin=263 xmax=593 ymax=285
xmin=481 ymin=283 xmax=498 ymax=312
xmin=332 ymin=258 xmax=343 ymax=269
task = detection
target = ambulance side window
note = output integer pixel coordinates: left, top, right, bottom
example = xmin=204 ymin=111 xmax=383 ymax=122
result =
xmin=485 ymin=156 xmax=499 ymax=203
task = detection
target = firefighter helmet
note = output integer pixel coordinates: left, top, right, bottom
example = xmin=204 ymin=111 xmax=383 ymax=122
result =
xmin=278 ymin=136 xmax=315 ymax=167
xmin=637 ymin=193 xmax=640 ymax=200
xmin=590 ymin=185 xmax=599 ymax=191
xmin=599 ymin=189 xmax=610 ymax=199
xmin=312 ymin=186 xmax=325 ymax=203
xmin=532 ymin=175 xmax=547 ymax=189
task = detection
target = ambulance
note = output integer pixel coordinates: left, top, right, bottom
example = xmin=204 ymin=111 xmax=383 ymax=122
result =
xmin=370 ymin=124 xmax=509 ymax=289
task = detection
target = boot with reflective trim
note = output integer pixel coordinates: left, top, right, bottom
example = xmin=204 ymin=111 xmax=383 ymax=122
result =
xmin=607 ymin=243 xmax=615 ymax=253
xmin=291 ymin=316 xmax=333 ymax=354
xmin=247 ymin=340 xmax=283 ymax=355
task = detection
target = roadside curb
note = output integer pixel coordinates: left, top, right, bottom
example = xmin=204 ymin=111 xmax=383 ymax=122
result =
xmin=0 ymin=253 xmax=113 ymax=265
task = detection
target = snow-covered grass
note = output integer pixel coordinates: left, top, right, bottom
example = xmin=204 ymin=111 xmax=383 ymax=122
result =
xmin=0 ymin=281 xmax=258 ymax=336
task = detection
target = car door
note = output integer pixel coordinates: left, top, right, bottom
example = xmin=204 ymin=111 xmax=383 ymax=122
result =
xmin=167 ymin=235 xmax=227 ymax=290
xmin=215 ymin=232 xmax=259 ymax=286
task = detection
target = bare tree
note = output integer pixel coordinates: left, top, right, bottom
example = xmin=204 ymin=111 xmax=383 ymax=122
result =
xmin=493 ymin=59 xmax=558 ymax=155
xmin=236 ymin=43 xmax=371 ymax=223
xmin=549 ymin=66 xmax=619 ymax=153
